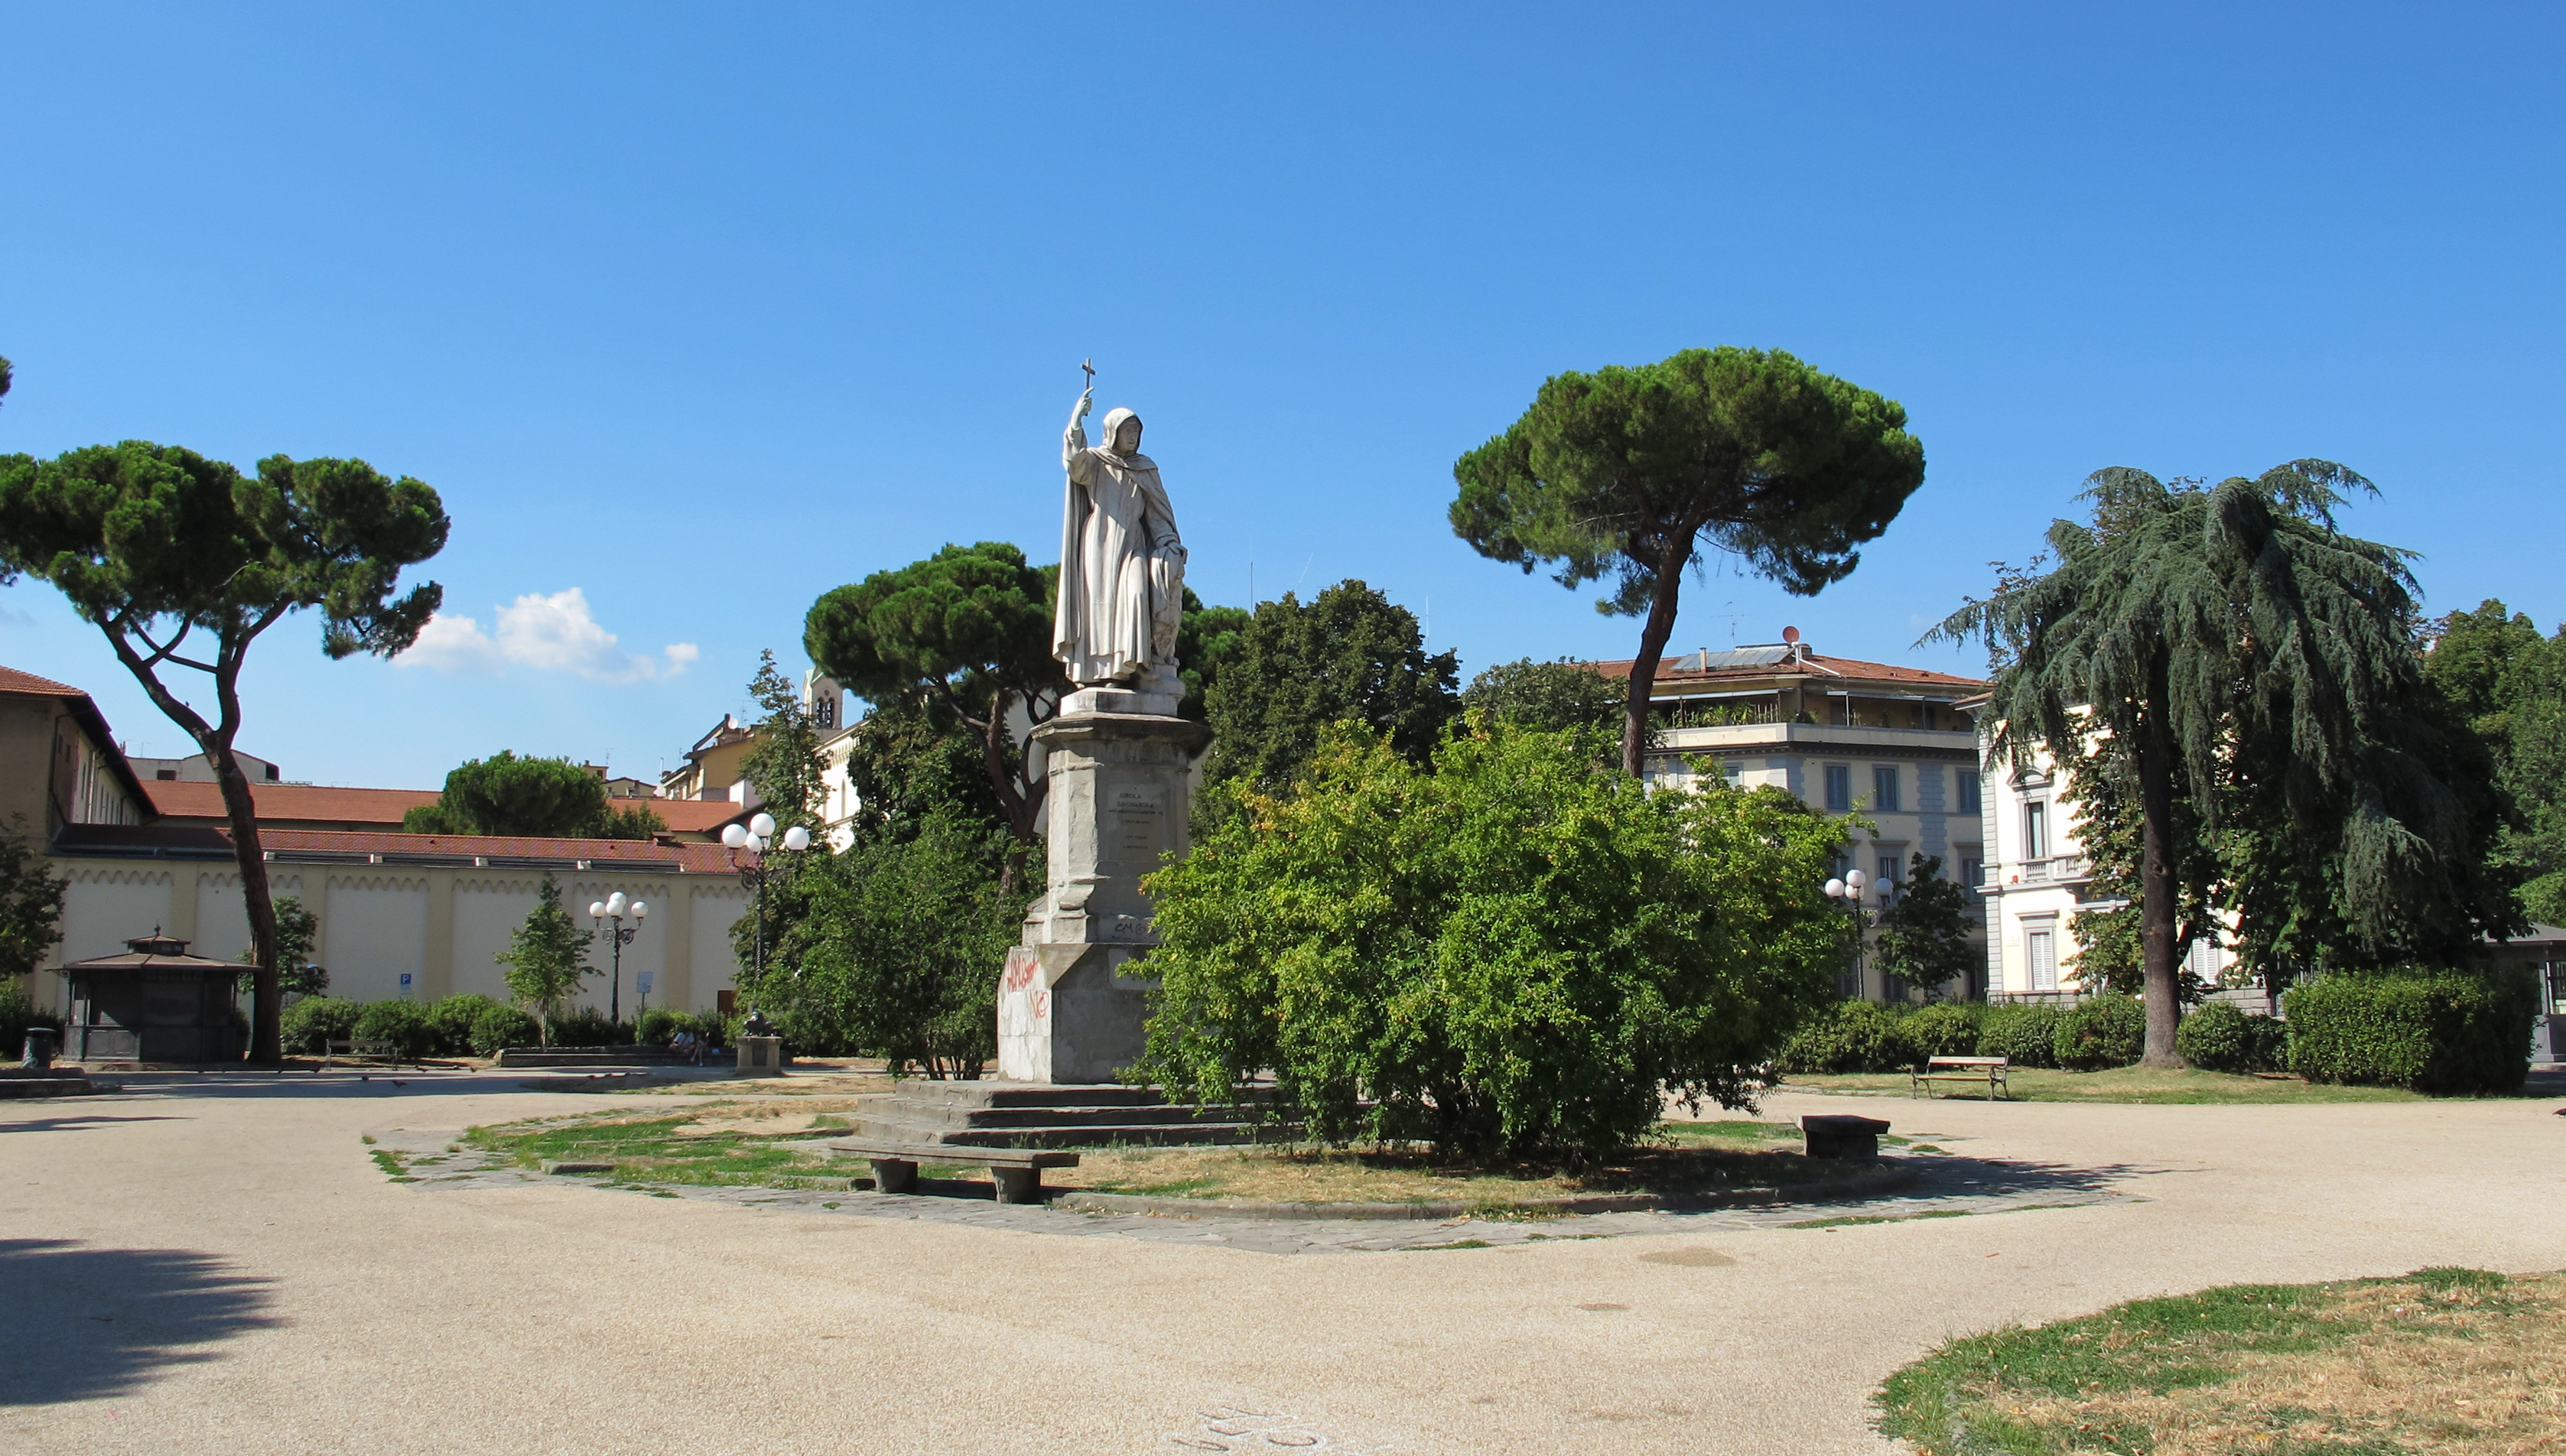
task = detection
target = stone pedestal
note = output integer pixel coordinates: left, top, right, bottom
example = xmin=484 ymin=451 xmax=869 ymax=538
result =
xmin=736 ymin=1035 xmax=784 ymax=1078
xmin=997 ymin=700 xmax=1205 ymax=1084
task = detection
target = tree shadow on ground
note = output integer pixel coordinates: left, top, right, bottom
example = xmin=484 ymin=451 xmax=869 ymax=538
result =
xmin=0 ymin=1113 xmax=190 ymax=1135
xmin=1897 ymin=1152 xmax=2163 ymax=1201
xmin=0 ymin=1240 xmax=278 ymax=1406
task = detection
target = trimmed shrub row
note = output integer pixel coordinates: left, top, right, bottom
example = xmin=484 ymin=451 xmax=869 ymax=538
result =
xmin=278 ymin=995 xmax=729 ymax=1059
xmin=2174 ymin=1000 xmax=2289 ymax=1074
xmin=1781 ymin=974 xmax=2533 ymax=1091
xmin=2283 ymin=970 xmax=2536 ymax=1095
xmin=1775 ymin=995 xmax=2177 ymax=1074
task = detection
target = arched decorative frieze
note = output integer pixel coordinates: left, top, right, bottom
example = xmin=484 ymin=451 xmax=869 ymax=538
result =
xmin=324 ymin=873 xmax=433 ymax=895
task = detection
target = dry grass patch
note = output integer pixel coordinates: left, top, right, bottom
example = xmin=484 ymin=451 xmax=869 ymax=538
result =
xmin=1052 ymin=1120 xmax=1874 ymax=1208
xmin=1878 ymin=1267 xmax=2565 ymax=1455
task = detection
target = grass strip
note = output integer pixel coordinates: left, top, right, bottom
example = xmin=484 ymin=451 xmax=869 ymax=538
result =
xmin=1876 ymin=1267 xmax=2560 ymax=1455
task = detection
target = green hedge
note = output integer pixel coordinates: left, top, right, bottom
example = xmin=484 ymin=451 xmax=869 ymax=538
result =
xmin=2054 ymin=995 xmax=2146 ymax=1070
xmin=1774 ymin=1000 xmax=1917 ymax=1073
xmin=1774 ymin=1000 xmax=1995 ymax=1074
xmin=353 ymin=999 xmax=437 ymax=1060
xmin=281 ymin=996 xmax=363 ymax=1055
xmin=467 ymin=1003 xmax=542 ymax=1056
xmin=1978 ymin=1004 xmax=2063 ymax=1068
xmin=2283 ymin=970 xmax=2535 ymax=1094
xmin=1902 ymin=1003 xmax=1985 ymax=1059
xmin=2175 ymin=1001 xmax=2288 ymax=1074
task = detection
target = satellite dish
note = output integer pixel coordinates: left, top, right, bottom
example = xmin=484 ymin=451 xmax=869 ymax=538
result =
xmin=1781 ymin=626 xmax=1800 ymax=644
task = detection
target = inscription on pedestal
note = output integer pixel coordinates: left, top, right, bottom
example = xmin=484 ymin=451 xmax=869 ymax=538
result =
xmin=1113 ymin=785 xmax=1166 ymax=859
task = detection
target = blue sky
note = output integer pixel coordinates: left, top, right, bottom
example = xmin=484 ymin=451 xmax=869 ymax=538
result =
xmin=2 ymin=5 xmax=2560 ymax=787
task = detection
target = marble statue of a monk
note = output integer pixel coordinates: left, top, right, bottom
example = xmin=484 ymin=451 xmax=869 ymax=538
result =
xmin=1055 ymin=387 xmax=1185 ymax=693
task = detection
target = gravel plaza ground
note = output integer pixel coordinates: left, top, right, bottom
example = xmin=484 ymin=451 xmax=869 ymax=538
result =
xmin=3 ymin=1068 xmax=2561 ymax=1455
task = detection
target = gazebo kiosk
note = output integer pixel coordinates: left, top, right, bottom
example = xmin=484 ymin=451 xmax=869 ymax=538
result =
xmin=63 ymin=932 xmax=245 ymax=1064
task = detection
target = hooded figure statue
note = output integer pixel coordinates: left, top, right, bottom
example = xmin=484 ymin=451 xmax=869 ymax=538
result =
xmin=1055 ymin=390 xmax=1186 ymax=689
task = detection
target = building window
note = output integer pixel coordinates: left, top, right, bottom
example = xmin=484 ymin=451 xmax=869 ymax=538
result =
xmin=1960 ymin=855 xmax=1984 ymax=888
xmin=1873 ymin=765 xmax=1901 ymax=813
xmin=2185 ymin=938 xmax=2220 ymax=983
xmin=2027 ymin=928 xmax=2057 ymax=991
xmin=2023 ymin=801 xmax=2049 ymax=860
xmin=1878 ymin=855 xmax=1903 ymax=900
xmin=1957 ymin=772 xmax=1981 ymax=814
xmin=1823 ymin=765 xmax=1852 ymax=812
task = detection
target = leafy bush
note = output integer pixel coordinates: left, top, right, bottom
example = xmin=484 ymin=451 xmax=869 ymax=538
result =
xmin=1977 ymin=1003 xmax=2063 ymax=1068
xmin=637 ymin=1006 xmax=689 ymax=1045
xmin=2175 ymin=1001 xmax=2288 ymax=1074
xmin=467 ymin=1002 xmax=541 ymax=1057
xmin=1140 ymin=721 xmax=1849 ymax=1159
xmin=545 ymin=1006 xmax=630 ymax=1048
xmin=2054 ymin=994 xmax=2146 ymax=1070
xmin=281 ymin=996 xmax=362 ymax=1055
xmin=0 ymin=978 xmax=61 ymax=1056
xmin=2284 ymin=970 xmax=2536 ymax=1094
xmin=1774 ymin=999 xmax=1920 ymax=1074
xmin=1902 ymin=1001 xmax=1985 ymax=1059
xmin=353 ymin=999 xmax=435 ymax=1060
xmin=426 ymin=994 xmax=506 ymax=1056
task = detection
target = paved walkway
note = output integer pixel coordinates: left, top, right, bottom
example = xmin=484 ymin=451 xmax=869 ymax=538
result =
xmin=3 ymin=1069 xmax=2561 ymax=1454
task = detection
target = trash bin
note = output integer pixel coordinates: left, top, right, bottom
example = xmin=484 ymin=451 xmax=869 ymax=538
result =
xmin=21 ymin=1026 xmax=60 ymax=1071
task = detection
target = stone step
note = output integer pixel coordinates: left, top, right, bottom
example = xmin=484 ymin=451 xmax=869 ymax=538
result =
xmin=0 ymin=1077 xmax=103 ymax=1099
xmin=877 ymin=1082 xmax=1174 ymax=1110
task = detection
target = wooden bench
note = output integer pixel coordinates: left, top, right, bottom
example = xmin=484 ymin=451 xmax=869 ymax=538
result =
xmin=1910 ymin=1055 xmax=2010 ymax=1099
xmin=825 ymin=1139 xmax=1080 ymax=1204
xmin=321 ymin=1037 xmax=405 ymax=1071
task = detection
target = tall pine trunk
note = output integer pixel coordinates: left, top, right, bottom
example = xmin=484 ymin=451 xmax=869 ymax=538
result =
xmin=211 ymin=745 xmax=283 ymax=1063
xmin=1618 ymin=532 xmax=1696 ymax=778
xmin=2134 ymin=646 xmax=2185 ymax=1067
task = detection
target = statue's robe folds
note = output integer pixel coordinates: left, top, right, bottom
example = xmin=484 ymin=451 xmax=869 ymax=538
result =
xmin=1055 ymin=407 xmax=1185 ymax=686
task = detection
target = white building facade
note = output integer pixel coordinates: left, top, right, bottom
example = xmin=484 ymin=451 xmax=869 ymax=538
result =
xmin=1607 ymin=639 xmax=1991 ymax=1002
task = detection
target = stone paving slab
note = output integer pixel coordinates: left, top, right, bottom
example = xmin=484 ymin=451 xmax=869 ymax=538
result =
xmin=366 ymin=1124 xmax=2140 ymax=1256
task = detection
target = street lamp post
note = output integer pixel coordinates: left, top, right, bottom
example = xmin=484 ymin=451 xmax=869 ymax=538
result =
xmin=721 ymin=811 xmax=812 ymax=987
xmin=1824 ymin=868 xmax=1874 ymax=999
xmin=587 ymin=892 xmax=649 ymax=1029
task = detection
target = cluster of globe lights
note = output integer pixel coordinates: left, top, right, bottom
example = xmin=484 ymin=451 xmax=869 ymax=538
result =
xmin=1823 ymin=867 xmax=1869 ymax=902
xmin=588 ymin=890 xmax=646 ymax=921
xmin=720 ymin=811 xmax=811 ymax=855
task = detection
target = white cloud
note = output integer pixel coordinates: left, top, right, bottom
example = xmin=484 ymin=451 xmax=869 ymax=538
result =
xmin=401 ymin=610 xmax=507 ymax=674
xmin=399 ymin=588 xmax=698 ymax=683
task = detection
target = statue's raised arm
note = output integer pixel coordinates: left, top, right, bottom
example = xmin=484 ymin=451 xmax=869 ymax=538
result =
xmin=1051 ymin=382 xmax=1185 ymax=705
xmin=1062 ymin=388 xmax=1095 ymax=477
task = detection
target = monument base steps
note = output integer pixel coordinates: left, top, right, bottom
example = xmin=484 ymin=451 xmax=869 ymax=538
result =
xmin=856 ymin=1080 xmax=1297 ymax=1149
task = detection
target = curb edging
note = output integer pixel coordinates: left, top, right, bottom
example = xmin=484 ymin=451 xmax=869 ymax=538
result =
xmin=1049 ymin=1162 xmax=1919 ymax=1221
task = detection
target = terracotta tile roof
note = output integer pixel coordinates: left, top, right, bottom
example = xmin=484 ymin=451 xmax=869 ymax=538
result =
xmin=145 ymin=778 xmax=748 ymax=837
xmin=144 ymin=780 xmax=443 ymax=824
xmin=1588 ymin=651 xmax=1986 ymax=691
xmin=0 ymin=665 xmax=86 ymax=697
xmin=644 ymin=798 xmax=754 ymax=833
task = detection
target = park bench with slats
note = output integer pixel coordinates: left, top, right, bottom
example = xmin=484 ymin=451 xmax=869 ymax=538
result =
xmin=1909 ymin=1055 xmax=2010 ymax=1099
